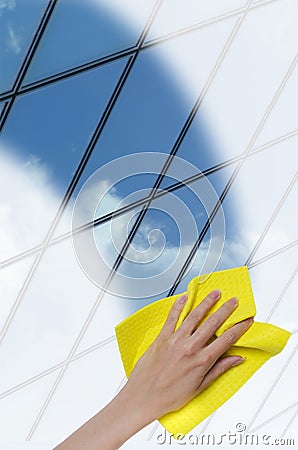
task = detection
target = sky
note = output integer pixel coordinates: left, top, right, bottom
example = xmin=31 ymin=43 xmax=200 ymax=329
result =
xmin=0 ymin=0 xmax=297 ymax=448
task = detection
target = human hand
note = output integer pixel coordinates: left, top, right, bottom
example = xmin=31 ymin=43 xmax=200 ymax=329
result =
xmin=54 ymin=290 xmax=254 ymax=450
xmin=124 ymin=290 xmax=253 ymax=423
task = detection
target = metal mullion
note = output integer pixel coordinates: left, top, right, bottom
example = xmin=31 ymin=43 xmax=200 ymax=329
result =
xmin=144 ymin=0 xmax=279 ymax=49
xmin=247 ymin=341 xmax=298 ymax=432
xmin=0 ymin=335 xmax=117 ymax=401
xmin=248 ymin=240 xmax=298 ymax=269
xmin=0 ymin=101 xmax=9 ymax=123
xmin=280 ymin=405 xmax=298 ymax=439
xmin=8 ymin=47 xmax=137 ymax=98
xmin=246 ymin=171 xmax=298 ymax=266
xmin=249 ymin=402 xmax=298 ymax=434
xmin=0 ymin=0 xmax=58 ymax=132
xmin=265 ymin=265 xmax=298 ymax=322
xmin=168 ymin=167 xmax=241 ymax=296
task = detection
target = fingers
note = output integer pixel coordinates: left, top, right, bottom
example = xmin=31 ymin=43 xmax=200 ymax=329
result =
xmin=197 ymin=355 xmax=245 ymax=394
xmin=205 ymin=317 xmax=254 ymax=363
xmin=191 ymin=297 xmax=239 ymax=347
xmin=158 ymin=294 xmax=188 ymax=340
xmin=176 ymin=289 xmax=221 ymax=337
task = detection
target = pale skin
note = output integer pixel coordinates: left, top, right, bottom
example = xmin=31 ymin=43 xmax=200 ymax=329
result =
xmin=55 ymin=289 xmax=253 ymax=450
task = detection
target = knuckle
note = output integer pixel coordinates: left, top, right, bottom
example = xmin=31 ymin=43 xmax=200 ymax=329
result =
xmin=187 ymin=308 xmax=199 ymax=321
xmin=219 ymin=361 xmax=227 ymax=375
xmin=168 ymin=334 xmax=178 ymax=347
xmin=167 ymin=313 xmax=176 ymax=324
xmin=219 ymin=364 xmax=227 ymax=375
xmin=199 ymin=351 xmax=212 ymax=366
xmin=183 ymin=341 xmax=196 ymax=356
xmin=206 ymin=314 xmax=219 ymax=328
xmin=223 ymin=329 xmax=236 ymax=345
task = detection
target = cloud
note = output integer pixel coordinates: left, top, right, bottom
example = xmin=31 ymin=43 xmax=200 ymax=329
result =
xmin=0 ymin=0 xmax=16 ymax=15
xmin=7 ymin=23 xmax=21 ymax=54
xmin=0 ymin=0 xmax=297 ymax=445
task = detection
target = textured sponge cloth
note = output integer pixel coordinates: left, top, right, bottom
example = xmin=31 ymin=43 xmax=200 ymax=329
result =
xmin=115 ymin=266 xmax=291 ymax=437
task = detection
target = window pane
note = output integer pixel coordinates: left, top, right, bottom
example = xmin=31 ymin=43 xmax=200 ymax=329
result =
xmin=54 ymin=14 xmax=238 ymax=237
xmin=0 ymin=205 xmax=137 ymax=393
xmin=0 ymin=370 xmax=59 ymax=441
xmin=218 ymin=136 xmax=297 ymax=267
xmin=109 ymin=165 xmax=234 ymax=299
xmin=75 ymin=291 xmax=164 ymax=354
xmin=0 ymin=254 xmax=35 ymax=330
xmin=253 ymin=64 xmax=298 ymax=148
xmin=23 ymin=0 xmax=156 ymax=85
xmin=251 ymin=178 xmax=297 ymax=261
xmin=175 ymin=0 xmax=298 ymax=172
xmin=199 ymin=332 xmax=297 ymax=437
xmin=147 ymin=0 xmax=247 ymax=41
xmin=0 ymin=0 xmax=48 ymax=93
xmin=0 ymin=58 xmax=127 ymax=261
xmin=31 ymin=340 xmax=124 ymax=445
xmin=249 ymin=245 xmax=297 ymax=325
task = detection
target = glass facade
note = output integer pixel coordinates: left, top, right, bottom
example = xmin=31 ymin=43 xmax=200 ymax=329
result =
xmin=0 ymin=0 xmax=297 ymax=447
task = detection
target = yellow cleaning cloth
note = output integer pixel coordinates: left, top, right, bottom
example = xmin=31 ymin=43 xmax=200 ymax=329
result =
xmin=115 ymin=266 xmax=291 ymax=437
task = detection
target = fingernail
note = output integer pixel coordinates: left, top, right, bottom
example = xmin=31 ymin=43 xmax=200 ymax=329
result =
xmin=179 ymin=294 xmax=188 ymax=304
xmin=230 ymin=297 xmax=238 ymax=307
xmin=232 ymin=356 xmax=245 ymax=366
xmin=210 ymin=289 xmax=221 ymax=299
xmin=245 ymin=317 xmax=254 ymax=324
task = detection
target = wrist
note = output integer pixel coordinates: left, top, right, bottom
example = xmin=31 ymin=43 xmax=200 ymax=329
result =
xmin=117 ymin=380 xmax=157 ymax=429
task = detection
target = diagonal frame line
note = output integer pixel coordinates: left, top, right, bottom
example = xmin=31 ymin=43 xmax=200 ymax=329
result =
xmin=0 ymin=0 xmax=279 ymax=103
xmin=146 ymin=422 xmax=160 ymax=441
xmin=248 ymin=240 xmax=298 ymax=269
xmin=280 ymin=404 xmax=298 ymax=438
xmin=0 ymin=129 xmax=296 ymax=271
xmin=247 ymin=341 xmax=298 ymax=432
xmin=0 ymin=0 xmax=163 ymax=348
xmin=24 ymin=4 xmax=254 ymax=439
xmin=114 ymin=375 xmax=127 ymax=396
xmin=0 ymin=336 xmax=117 ymax=401
xmin=0 ymin=101 xmax=9 ymax=123
xmin=265 ymin=265 xmax=298 ymax=322
xmin=249 ymin=402 xmax=298 ymax=434
xmin=246 ymin=171 xmax=298 ymax=266
xmin=0 ymin=0 xmax=58 ymax=132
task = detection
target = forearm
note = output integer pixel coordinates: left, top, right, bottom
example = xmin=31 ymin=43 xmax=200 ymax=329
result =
xmin=54 ymin=382 xmax=154 ymax=450
xmin=54 ymin=291 xmax=251 ymax=449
